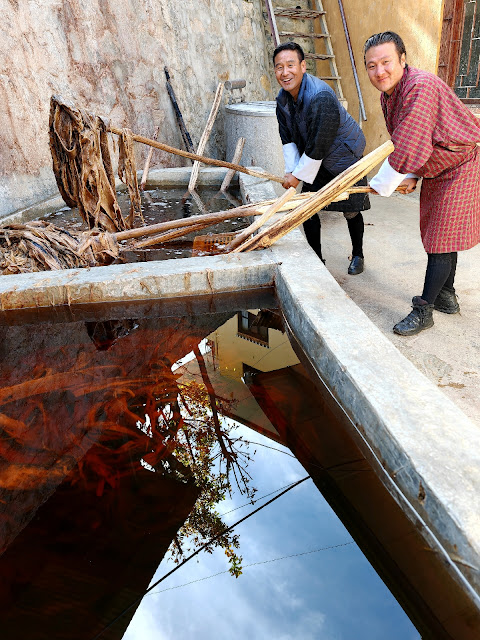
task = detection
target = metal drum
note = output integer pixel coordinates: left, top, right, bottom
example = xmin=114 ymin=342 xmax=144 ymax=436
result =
xmin=225 ymin=101 xmax=284 ymax=195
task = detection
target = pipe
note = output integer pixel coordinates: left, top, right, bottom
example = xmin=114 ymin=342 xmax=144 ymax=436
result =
xmin=337 ymin=0 xmax=367 ymax=122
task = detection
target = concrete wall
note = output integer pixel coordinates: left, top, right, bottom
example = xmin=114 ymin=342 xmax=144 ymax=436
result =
xmin=315 ymin=0 xmax=445 ymax=152
xmin=0 ymin=0 xmax=273 ymax=217
xmin=0 ymin=0 xmax=447 ymax=218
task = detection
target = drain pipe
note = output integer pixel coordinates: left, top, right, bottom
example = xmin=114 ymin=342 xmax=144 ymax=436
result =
xmin=337 ymin=0 xmax=367 ymax=124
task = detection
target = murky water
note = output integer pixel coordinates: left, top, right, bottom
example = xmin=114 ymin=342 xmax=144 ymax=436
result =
xmin=0 ymin=291 xmax=420 ymax=640
xmin=41 ymin=188 xmax=247 ymax=261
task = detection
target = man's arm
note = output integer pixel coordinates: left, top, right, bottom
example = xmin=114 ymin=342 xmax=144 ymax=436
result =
xmin=277 ymin=104 xmax=302 ymax=188
xmin=284 ymin=92 xmax=341 ymax=186
xmin=386 ymin=78 xmax=437 ymax=174
xmin=370 ymin=158 xmax=419 ymax=196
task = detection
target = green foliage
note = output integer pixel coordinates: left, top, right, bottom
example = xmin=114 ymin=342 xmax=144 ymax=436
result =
xmin=163 ymin=378 xmax=256 ymax=577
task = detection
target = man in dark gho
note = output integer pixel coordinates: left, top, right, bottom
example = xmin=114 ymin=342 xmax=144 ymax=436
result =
xmin=366 ymin=31 xmax=480 ymax=336
xmin=273 ymin=41 xmax=370 ymax=275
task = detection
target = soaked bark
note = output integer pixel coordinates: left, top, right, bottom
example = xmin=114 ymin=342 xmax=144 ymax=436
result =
xmin=118 ymin=128 xmax=143 ymax=227
xmin=0 ymin=221 xmax=118 ymax=275
xmin=49 ymin=95 xmax=140 ymax=232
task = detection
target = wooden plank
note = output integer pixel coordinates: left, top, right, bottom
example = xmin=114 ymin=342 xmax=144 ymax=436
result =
xmin=304 ymin=52 xmax=334 ymax=60
xmin=274 ymin=8 xmax=326 ymax=19
xmin=188 ymin=83 xmax=224 ymax=192
xmin=279 ymin=31 xmax=329 ymax=38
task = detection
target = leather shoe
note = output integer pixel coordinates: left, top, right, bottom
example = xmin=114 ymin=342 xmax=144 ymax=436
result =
xmin=393 ymin=296 xmax=434 ymax=336
xmin=348 ymin=255 xmax=364 ymax=275
xmin=434 ymin=287 xmax=460 ymax=314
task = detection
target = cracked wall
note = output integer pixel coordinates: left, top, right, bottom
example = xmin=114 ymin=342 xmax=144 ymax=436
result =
xmin=0 ymin=0 xmax=274 ymax=217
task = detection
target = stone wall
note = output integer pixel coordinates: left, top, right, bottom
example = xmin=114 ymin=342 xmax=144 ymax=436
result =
xmin=0 ymin=0 xmax=274 ymax=217
xmin=0 ymin=0 xmax=447 ymax=219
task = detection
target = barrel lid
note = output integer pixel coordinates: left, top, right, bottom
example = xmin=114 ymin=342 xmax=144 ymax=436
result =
xmin=225 ymin=101 xmax=277 ymax=117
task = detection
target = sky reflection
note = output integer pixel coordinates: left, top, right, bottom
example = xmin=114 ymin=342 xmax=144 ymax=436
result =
xmin=123 ymin=424 xmax=420 ymax=640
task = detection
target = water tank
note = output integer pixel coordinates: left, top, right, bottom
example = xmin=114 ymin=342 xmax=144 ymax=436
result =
xmin=225 ymin=101 xmax=284 ymax=195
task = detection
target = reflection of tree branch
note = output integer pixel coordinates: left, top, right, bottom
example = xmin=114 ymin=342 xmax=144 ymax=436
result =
xmin=193 ymin=345 xmax=233 ymax=467
xmin=182 ymin=421 xmax=196 ymax=465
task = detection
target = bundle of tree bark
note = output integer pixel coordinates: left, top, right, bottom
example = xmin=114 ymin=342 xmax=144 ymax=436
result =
xmin=0 ymin=221 xmax=118 ymax=275
xmin=49 ymin=95 xmax=142 ymax=232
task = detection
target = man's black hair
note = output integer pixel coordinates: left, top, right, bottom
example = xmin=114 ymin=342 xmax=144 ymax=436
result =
xmin=363 ymin=31 xmax=407 ymax=65
xmin=273 ymin=41 xmax=305 ymax=64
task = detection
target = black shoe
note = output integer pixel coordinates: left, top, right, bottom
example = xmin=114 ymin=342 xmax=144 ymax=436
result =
xmin=348 ymin=255 xmax=364 ymax=275
xmin=434 ymin=287 xmax=460 ymax=314
xmin=393 ymin=296 xmax=434 ymax=336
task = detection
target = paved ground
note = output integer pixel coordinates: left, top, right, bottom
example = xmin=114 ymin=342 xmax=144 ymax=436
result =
xmin=319 ymin=190 xmax=480 ymax=427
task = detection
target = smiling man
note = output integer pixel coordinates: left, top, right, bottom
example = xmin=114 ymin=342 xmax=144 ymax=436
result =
xmin=366 ymin=31 xmax=480 ymax=336
xmin=274 ymin=42 xmax=370 ymax=275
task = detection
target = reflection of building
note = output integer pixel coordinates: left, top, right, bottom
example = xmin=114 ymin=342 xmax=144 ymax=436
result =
xmin=237 ymin=310 xmax=269 ymax=347
xmin=177 ymin=309 xmax=299 ymax=443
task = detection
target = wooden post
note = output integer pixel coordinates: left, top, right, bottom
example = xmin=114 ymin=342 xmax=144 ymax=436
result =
xmin=188 ymin=83 xmax=225 ymax=192
xmin=220 ymin=137 xmax=246 ymax=192
xmin=139 ymin=126 xmax=159 ymax=190
xmin=164 ymin=66 xmax=195 ymax=153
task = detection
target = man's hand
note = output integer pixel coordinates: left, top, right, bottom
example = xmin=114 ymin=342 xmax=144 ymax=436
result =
xmin=399 ymin=177 xmax=418 ymax=194
xmin=282 ymin=173 xmax=300 ymax=190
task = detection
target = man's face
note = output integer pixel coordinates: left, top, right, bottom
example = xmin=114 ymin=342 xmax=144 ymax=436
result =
xmin=365 ymin=42 xmax=406 ymax=95
xmin=274 ymin=49 xmax=307 ymax=100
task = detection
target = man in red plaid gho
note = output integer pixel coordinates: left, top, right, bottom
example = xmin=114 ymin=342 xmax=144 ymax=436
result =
xmin=365 ymin=31 xmax=480 ymax=336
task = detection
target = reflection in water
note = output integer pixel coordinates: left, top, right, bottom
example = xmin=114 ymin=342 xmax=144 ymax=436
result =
xmin=0 ymin=300 xmax=271 ymax=638
xmin=0 ymin=298 xmax=421 ymax=640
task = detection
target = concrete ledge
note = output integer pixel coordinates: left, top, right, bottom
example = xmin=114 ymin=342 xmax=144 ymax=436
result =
xmin=0 ymin=252 xmax=276 ymax=310
xmin=239 ymin=170 xmax=480 ymax=625
xmin=1 ymin=194 xmax=67 ymax=226
xmin=273 ymin=232 xmax=480 ymax=602
xmin=144 ymin=167 xmax=234 ymax=187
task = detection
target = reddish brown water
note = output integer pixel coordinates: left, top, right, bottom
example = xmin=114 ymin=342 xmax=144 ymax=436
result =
xmin=0 ymin=292 xmax=432 ymax=639
xmin=41 ymin=188 xmax=247 ymax=261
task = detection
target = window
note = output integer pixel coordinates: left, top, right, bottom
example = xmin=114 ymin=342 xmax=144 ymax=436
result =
xmin=439 ymin=0 xmax=480 ymax=102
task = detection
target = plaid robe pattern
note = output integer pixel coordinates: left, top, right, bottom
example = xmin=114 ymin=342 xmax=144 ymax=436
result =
xmin=381 ymin=66 xmax=480 ymax=253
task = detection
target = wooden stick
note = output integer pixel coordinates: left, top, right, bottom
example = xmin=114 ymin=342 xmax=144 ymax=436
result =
xmin=228 ymin=188 xmax=296 ymax=252
xmin=129 ymin=222 xmax=210 ymax=249
xmin=108 ymin=126 xmax=284 ymax=183
xmin=220 ymin=137 xmax=246 ymax=192
xmin=189 ymin=83 xmax=225 ymax=192
xmin=113 ymin=178 xmax=406 ymax=249
xmin=140 ymin=126 xmax=159 ymax=190
xmin=189 ymin=189 xmax=208 ymax=214
xmin=113 ymin=180 xmax=406 ymax=245
xmin=113 ymin=186 xmax=371 ymax=244
xmin=114 ymin=205 xmax=260 ymax=241
xmin=164 ymin=66 xmax=195 ymax=154
xmin=236 ymin=141 xmax=394 ymax=253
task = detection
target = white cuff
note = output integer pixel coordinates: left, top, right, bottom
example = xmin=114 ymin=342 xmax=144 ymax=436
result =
xmin=282 ymin=143 xmax=300 ymax=173
xmin=369 ymin=159 xmax=410 ymax=197
xmin=292 ymin=153 xmax=322 ymax=184
xmin=405 ymin=172 xmax=419 ymax=179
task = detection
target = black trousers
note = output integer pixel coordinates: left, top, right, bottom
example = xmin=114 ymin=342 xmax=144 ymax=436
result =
xmin=302 ymin=212 xmax=364 ymax=262
xmin=421 ymin=252 xmax=458 ymax=304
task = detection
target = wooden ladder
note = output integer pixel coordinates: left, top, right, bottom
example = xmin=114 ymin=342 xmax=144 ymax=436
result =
xmin=265 ymin=0 xmax=346 ymax=106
